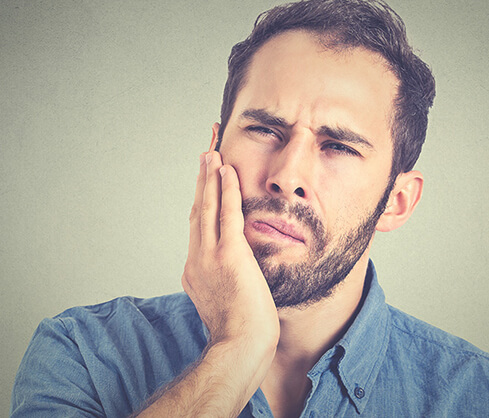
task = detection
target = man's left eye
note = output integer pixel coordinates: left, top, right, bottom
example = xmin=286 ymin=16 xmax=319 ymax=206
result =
xmin=321 ymin=142 xmax=359 ymax=156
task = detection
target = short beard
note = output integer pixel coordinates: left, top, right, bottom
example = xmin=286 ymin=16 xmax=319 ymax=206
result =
xmin=242 ymin=180 xmax=394 ymax=309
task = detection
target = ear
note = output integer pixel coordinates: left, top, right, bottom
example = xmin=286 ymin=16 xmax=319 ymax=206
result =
xmin=209 ymin=122 xmax=221 ymax=152
xmin=376 ymin=170 xmax=424 ymax=232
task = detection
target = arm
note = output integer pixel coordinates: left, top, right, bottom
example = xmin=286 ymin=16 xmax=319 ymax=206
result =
xmin=135 ymin=337 xmax=275 ymax=417
xmin=10 ymin=318 xmax=106 ymax=417
xmin=135 ymin=151 xmax=279 ymax=417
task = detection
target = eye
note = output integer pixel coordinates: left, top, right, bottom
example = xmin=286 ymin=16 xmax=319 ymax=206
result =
xmin=245 ymin=126 xmax=282 ymax=141
xmin=321 ymin=141 xmax=360 ymax=156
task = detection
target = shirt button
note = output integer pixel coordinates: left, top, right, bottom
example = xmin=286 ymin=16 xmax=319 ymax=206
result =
xmin=354 ymin=387 xmax=365 ymax=399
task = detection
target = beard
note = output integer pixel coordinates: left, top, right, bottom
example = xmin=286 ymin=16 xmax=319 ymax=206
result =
xmin=242 ymin=181 xmax=394 ymax=309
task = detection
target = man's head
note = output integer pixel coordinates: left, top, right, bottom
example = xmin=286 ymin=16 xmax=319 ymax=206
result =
xmin=216 ymin=0 xmax=435 ymax=179
xmin=213 ymin=0 xmax=434 ymax=308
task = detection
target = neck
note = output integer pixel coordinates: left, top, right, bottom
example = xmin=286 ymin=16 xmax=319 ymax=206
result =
xmin=260 ymin=252 xmax=371 ymax=416
xmin=274 ymin=251 xmax=370 ymax=370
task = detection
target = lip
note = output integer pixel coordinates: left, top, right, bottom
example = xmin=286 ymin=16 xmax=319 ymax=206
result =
xmin=251 ymin=218 xmax=306 ymax=244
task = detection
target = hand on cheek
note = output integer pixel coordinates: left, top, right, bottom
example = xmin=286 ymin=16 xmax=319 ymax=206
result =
xmin=182 ymin=150 xmax=280 ymax=348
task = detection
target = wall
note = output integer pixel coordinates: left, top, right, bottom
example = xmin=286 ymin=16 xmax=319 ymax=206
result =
xmin=1 ymin=0 xmax=488 ymax=413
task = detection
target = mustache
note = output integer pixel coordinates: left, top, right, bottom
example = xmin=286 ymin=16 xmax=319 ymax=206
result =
xmin=242 ymin=196 xmax=327 ymax=250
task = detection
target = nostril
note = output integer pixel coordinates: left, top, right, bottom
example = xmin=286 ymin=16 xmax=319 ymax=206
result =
xmin=271 ymin=183 xmax=281 ymax=193
xmin=295 ymin=187 xmax=305 ymax=198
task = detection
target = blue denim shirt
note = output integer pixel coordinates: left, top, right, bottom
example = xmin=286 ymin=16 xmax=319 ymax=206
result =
xmin=11 ymin=262 xmax=489 ymax=417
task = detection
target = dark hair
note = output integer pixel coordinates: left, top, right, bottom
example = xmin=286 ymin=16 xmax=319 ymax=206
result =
xmin=217 ymin=0 xmax=435 ymax=177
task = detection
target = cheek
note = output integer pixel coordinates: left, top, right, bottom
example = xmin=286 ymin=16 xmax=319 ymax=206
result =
xmin=315 ymin=164 xmax=385 ymax=228
xmin=220 ymin=140 xmax=269 ymax=199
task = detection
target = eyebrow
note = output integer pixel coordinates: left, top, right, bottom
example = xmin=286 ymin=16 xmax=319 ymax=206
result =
xmin=240 ymin=108 xmax=292 ymax=129
xmin=317 ymin=125 xmax=374 ymax=150
xmin=240 ymin=108 xmax=374 ymax=150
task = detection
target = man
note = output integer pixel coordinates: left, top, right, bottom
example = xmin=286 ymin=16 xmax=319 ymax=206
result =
xmin=11 ymin=0 xmax=489 ymax=416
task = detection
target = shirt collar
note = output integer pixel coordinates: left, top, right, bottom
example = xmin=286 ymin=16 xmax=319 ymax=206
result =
xmin=333 ymin=260 xmax=391 ymax=413
xmin=202 ymin=260 xmax=391 ymax=414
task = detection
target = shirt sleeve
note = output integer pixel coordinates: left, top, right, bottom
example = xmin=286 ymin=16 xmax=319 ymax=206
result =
xmin=10 ymin=317 xmax=105 ymax=417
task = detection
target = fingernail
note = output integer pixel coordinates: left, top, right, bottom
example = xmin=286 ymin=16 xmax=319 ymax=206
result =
xmin=205 ymin=153 xmax=213 ymax=165
xmin=219 ymin=166 xmax=227 ymax=176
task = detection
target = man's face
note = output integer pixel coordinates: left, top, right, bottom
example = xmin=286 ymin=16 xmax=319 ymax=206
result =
xmin=218 ymin=31 xmax=398 ymax=308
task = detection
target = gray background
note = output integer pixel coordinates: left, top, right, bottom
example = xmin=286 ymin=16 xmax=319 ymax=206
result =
xmin=1 ymin=0 xmax=488 ymax=413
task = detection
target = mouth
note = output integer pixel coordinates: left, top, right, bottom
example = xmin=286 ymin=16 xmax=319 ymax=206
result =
xmin=251 ymin=219 xmax=306 ymax=244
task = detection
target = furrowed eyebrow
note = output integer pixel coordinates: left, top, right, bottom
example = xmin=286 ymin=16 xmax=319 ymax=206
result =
xmin=240 ymin=108 xmax=375 ymax=150
xmin=240 ymin=109 xmax=291 ymax=128
xmin=317 ymin=125 xmax=374 ymax=150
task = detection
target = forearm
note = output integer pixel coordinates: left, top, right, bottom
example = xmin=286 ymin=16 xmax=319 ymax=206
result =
xmin=135 ymin=337 xmax=276 ymax=418
xmin=134 ymin=151 xmax=280 ymax=417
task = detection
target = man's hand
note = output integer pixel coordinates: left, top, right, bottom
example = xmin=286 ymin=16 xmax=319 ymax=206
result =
xmin=136 ymin=151 xmax=279 ymax=417
xmin=182 ymin=151 xmax=279 ymax=347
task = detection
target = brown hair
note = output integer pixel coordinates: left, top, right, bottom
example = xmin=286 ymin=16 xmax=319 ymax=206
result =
xmin=217 ymin=0 xmax=435 ymax=177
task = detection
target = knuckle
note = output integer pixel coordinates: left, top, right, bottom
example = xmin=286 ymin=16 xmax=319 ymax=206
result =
xmin=219 ymin=210 xmax=229 ymax=226
xmin=199 ymin=215 xmax=210 ymax=231
xmin=221 ymin=212 xmax=242 ymax=231
xmin=183 ymin=260 xmax=199 ymax=283
xmin=214 ymin=243 xmax=230 ymax=263
xmin=189 ymin=205 xmax=199 ymax=222
xmin=220 ymin=206 xmax=237 ymax=225
xmin=182 ymin=262 xmax=193 ymax=279
xmin=183 ymin=257 xmax=203 ymax=280
xmin=181 ymin=273 xmax=192 ymax=293
xmin=200 ymin=200 xmax=214 ymax=214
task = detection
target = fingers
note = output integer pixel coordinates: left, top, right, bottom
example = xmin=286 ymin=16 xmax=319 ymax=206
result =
xmin=201 ymin=151 xmax=223 ymax=249
xmin=188 ymin=150 xmax=242 ymax=257
xmin=218 ymin=164 xmax=244 ymax=244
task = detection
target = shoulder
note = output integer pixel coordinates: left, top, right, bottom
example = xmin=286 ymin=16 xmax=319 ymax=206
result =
xmin=57 ymin=291 xmax=197 ymax=319
xmin=24 ymin=292 xmax=204 ymax=366
xmin=54 ymin=292 xmax=200 ymax=333
xmin=11 ymin=293 xmax=205 ymax=417
xmin=360 ymin=303 xmax=489 ymax=416
xmin=385 ymin=304 xmax=489 ymax=400
xmin=387 ymin=304 xmax=489 ymax=359
xmin=378 ymin=305 xmax=489 ymax=414
xmin=23 ymin=292 xmax=206 ymax=381
xmin=45 ymin=292 xmax=206 ymax=359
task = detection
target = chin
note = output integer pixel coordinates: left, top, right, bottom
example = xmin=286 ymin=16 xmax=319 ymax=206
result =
xmin=248 ymin=239 xmax=306 ymax=266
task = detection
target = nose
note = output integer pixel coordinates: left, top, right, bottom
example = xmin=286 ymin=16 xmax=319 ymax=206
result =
xmin=265 ymin=141 xmax=312 ymax=201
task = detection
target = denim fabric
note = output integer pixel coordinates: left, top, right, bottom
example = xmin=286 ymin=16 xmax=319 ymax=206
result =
xmin=11 ymin=261 xmax=489 ymax=417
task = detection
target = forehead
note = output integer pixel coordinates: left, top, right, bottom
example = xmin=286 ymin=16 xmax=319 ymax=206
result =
xmin=232 ymin=30 xmax=399 ymax=147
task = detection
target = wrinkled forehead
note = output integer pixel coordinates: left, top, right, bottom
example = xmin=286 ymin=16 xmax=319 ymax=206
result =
xmin=232 ymin=30 xmax=398 ymax=144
